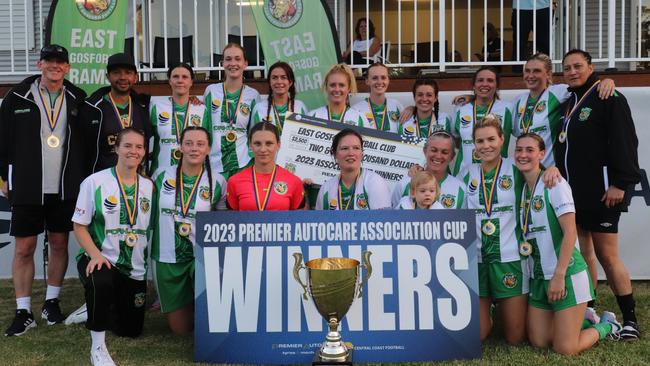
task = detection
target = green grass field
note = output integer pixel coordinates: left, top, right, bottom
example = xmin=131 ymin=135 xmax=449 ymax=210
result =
xmin=1 ymin=280 xmax=649 ymax=365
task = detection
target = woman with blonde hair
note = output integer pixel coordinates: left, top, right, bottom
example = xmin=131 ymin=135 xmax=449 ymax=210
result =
xmin=310 ymin=64 xmax=370 ymax=127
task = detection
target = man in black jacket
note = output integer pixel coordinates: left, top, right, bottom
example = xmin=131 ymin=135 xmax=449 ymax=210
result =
xmin=556 ymin=49 xmax=642 ymax=340
xmin=0 ymin=45 xmax=87 ymax=336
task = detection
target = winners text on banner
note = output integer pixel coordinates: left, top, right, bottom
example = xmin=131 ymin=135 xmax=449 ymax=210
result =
xmin=194 ymin=210 xmax=480 ymax=364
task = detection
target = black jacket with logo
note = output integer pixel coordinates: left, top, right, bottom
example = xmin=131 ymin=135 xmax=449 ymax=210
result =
xmin=0 ymin=75 xmax=87 ymax=205
xmin=555 ymin=74 xmax=641 ymax=211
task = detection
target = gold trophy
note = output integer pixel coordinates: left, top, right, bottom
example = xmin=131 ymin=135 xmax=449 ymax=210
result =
xmin=292 ymin=251 xmax=372 ymax=365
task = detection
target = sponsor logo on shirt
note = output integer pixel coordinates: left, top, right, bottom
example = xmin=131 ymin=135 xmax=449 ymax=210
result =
xmin=329 ymin=198 xmax=338 ymax=210
xmin=13 ymin=108 xmax=31 ymax=114
xmin=158 ymin=111 xmax=170 ymax=124
xmin=461 ymin=115 xmax=472 ymax=127
xmin=104 ymin=195 xmax=118 ymax=213
xmin=163 ymin=179 xmax=176 ymax=194
xmin=211 ymin=99 xmax=221 ymax=112
xmin=468 ymin=179 xmax=479 ymax=195
xmin=579 ymin=107 xmax=592 ymax=121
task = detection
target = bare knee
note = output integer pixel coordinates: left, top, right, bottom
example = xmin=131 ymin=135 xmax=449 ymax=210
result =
xmin=529 ymin=335 xmax=550 ymax=349
xmin=553 ymin=343 xmax=579 ymax=356
xmin=14 ymin=243 xmax=36 ymax=261
xmin=505 ymin=332 xmax=526 ymax=346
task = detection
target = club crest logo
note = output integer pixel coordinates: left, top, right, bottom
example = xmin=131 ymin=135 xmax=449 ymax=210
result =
xmin=240 ymin=103 xmax=251 ymax=116
xmin=532 ymin=195 xmax=544 ymax=211
xmin=273 ymin=181 xmax=288 ymax=195
xmin=389 ymin=111 xmax=400 ymax=121
xmin=199 ymin=186 xmax=211 ymax=201
xmin=579 ymin=107 xmax=592 ymax=121
xmin=440 ymin=194 xmax=456 ymax=209
xmin=535 ymin=100 xmax=547 ymax=113
xmin=472 ymin=149 xmax=481 ymax=162
xmin=502 ymin=273 xmax=517 ymax=289
xmin=499 ymin=175 xmax=513 ymax=190
xmin=356 ymin=194 xmax=368 ymax=209
xmin=264 ymin=0 xmax=303 ymax=29
xmin=158 ymin=111 xmax=170 ymax=124
xmin=139 ymin=197 xmax=150 ymax=213
xmin=190 ymin=114 xmax=201 ymax=126
xmin=134 ymin=292 xmax=146 ymax=308
xmin=104 ymin=195 xmax=118 ymax=212
xmin=77 ymin=0 xmax=117 ymax=21
xmin=163 ymin=178 xmax=176 ymax=194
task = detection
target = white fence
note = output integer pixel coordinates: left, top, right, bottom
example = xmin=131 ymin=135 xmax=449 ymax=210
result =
xmin=1 ymin=0 xmax=650 ymax=81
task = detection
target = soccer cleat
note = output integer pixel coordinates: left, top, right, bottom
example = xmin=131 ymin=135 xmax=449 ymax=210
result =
xmin=4 ymin=309 xmax=37 ymax=336
xmin=41 ymin=298 xmax=66 ymax=325
xmin=64 ymin=303 xmax=88 ymax=325
xmin=90 ymin=344 xmax=117 ymax=366
xmin=619 ymin=321 xmax=640 ymax=341
xmin=600 ymin=311 xmax=622 ymax=341
xmin=584 ymin=306 xmax=600 ymax=325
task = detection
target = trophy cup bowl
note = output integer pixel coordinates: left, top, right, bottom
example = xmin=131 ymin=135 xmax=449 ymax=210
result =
xmin=293 ymin=251 xmax=372 ymax=364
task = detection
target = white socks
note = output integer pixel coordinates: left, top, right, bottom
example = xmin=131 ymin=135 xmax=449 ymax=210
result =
xmin=45 ymin=285 xmax=61 ymax=301
xmin=16 ymin=296 xmax=31 ymax=312
xmin=91 ymin=330 xmax=106 ymax=349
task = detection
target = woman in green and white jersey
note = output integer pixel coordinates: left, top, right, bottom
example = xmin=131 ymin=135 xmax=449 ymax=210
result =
xmin=515 ymin=133 xmax=620 ymax=354
xmin=316 ymin=129 xmax=391 ymax=210
xmin=250 ymin=61 xmax=308 ymax=133
xmin=310 ymin=64 xmax=371 ymax=128
xmin=452 ymin=66 xmax=513 ymax=177
xmin=151 ymin=126 xmax=226 ymax=334
xmin=72 ymin=128 xmax=153 ymax=365
xmin=391 ymin=131 xmax=465 ymax=209
xmin=351 ymin=63 xmax=403 ymax=133
xmin=150 ymin=63 xmax=211 ymax=176
xmin=203 ymin=43 xmax=260 ymax=178
xmin=399 ymin=79 xmax=452 ymax=140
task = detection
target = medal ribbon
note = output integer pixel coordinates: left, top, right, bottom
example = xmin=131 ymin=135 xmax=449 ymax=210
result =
xmin=415 ymin=111 xmax=436 ymax=139
xmin=560 ymin=80 xmax=601 ymax=136
xmin=520 ymin=170 xmax=542 ymax=236
xmin=113 ymin=167 xmax=139 ymax=227
xmin=480 ymin=158 xmax=502 ymax=218
xmin=327 ymin=105 xmax=348 ymax=123
xmin=108 ymin=93 xmax=132 ymax=129
xmin=252 ymin=165 xmax=277 ymax=211
xmin=37 ymin=81 xmax=65 ymax=134
xmin=473 ymin=98 xmax=494 ymax=125
xmin=367 ymin=99 xmax=388 ymax=131
xmin=520 ymin=89 xmax=546 ymax=134
xmin=173 ymin=99 xmax=191 ymax=144
xmin=223 ymin=84 xmax=244 ymax=128
xmin=338 ymin=172 xmax=359 ymax=210
xmin=272 ymin=104 xmax=285 ymax=133
xmin=179 ymin=167 xmax=203 ymax=218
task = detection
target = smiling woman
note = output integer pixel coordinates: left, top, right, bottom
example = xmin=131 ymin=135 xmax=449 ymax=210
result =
xmin=310 ymin=64 xmax=371 ymax=127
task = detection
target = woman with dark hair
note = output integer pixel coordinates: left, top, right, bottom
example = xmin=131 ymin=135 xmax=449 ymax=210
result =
xmin=351 ymin=63 xmax=403 ymax=132
xmin=227 ymin=122 xmax=304 ymax=211
xmin=342 ymin=17 xmax=382 ymax=64
xmin=72 ymin=128 xmax=154 ymax=365
xmin=151 ymin=126 xmax=226 ymax=335
xmin=399 ymin=79 xmax=452 ymax=139
xmin=150 ymin=63 xmax=211 ymax=175
xmin=251 ymin=61 xmax=308 ymax=133
xmin=315 ymin=129 xmax=391 ymax=210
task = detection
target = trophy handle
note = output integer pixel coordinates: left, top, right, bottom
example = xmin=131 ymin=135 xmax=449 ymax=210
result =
xmin=357 ymin=250 xmax=373 ymax=298
xmin=292 ymin=252 xmax=309 ymax=300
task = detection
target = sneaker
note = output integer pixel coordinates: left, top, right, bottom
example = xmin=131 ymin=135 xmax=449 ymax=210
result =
xmin=41 ymin=299 xmax=66 ymax=325
xmin=64 ymin=303 xmax=88 ymax=325
xmin=619 ymin=321 xmax=640 ymax=341
xmin=584 ymin=307 xmax=600 ymax=324
xmin=600 ymin=311 xmax=622 ymax=341
xmin=4 ymin=309 xmax=37 ymax=336
xmin=90 ymin=344 xmax=116 ymax=366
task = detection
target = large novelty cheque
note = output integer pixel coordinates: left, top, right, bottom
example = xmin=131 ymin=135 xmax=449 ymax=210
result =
xmin=194 ymin=209 xmax=480 ymax=364
xmin=276 ymin=114 xmax=426 ymax=190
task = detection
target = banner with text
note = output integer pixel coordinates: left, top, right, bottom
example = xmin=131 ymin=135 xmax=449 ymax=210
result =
xmin=250 ymin=0 xmax=341 ymax=109
xmin=46 ymin=0 xmax=128 ymax=93
xmin=194 ymin=210 xmax=480 ymax=364
xmin=276 ymin=114 xmax=426 ymax=190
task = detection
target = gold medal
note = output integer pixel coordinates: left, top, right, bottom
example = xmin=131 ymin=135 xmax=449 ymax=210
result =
xmin=558 ymin=131 xmax=567 ymax=143
xmin=125 ymin=232 xmax=138 ymax=247
xmin=226 ymin=130 xmax=237 ymax=142
xmin=482 ymin=221 xmax=496 ymax=236
xmin=178 ymin=222 xmax=191 ymax=237
xmin=519 ymin=241 xmax=533 ymax=256
xmin=46 ymin=134 xmax=60 ymax=148
xmin=172 ymin=148 xmax=182 ymax=160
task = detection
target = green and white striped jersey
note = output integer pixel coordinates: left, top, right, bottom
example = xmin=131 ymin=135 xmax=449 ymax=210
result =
xmin=520 ymin=175 xmax=587 ymax=280
xmin=452 ymin=101 xmax=513 ymax=177
xmin=151 ymin=166 xmax=227 ymax=263
xmin=149 ymin=97 xmax=211 ymax=176
xmin=465 ymin=158 xmax=523 ymax=264
xmin=203 ymin=83 xmax=260 ymax=173
xmin=250 ymin=99 xmax=309 ymax=129
xmin=399 ymin=112 xmax=453 ymax=138
xmin=351 ymin=97 xmax=404 ymax=133
xmin=316 ymin=169 xmax=391 ymax=210
xmin=72 ymin=168 xmax=154 ymax=280
xmin=511 ymin=84 xmax=571 ymax=168
xmin=310 ymin=106 xmax=372 ymax=128
xmin=391 ymin=173 xmax=466 ymax=209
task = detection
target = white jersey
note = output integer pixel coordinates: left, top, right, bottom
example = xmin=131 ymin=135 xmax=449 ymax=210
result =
xmin=351 ymin=97 xmax=404 ymax=133
xmin=395 ymin=196 xmax=444 ymax=209
xmin=520 ymin=176 xmax=587 ymax=279
xmin=72 ymin=168 xmax=154 ymax=280
xmin=451 ymin=100 xmax=513 ymax=177
xmin=465 ymin=158 xmax=522 ymax=264
xmin=391 ymin=173 xmax=467 ymax=209
xmin=316 ymin=169 xmax=391 ymax=210
xmin=310 ymin=106 xmax=372 ymax=128
xmin=511 ymin=84 xmax=571 ymax=168
xmin=149 ymin=97 xmax=210 ymax=175
xmin=250 ymin=99 xmax=309 ymax=127
xmin=203 ymin=83 xmax=260 ymax=173
xmin=398 ymin=112 xmax=453 ymax=139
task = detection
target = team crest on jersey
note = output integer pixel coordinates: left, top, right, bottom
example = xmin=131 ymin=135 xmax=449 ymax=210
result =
xmin=199 ymin=186 xmax=211 ymax=201
xmin=273 ymin=181 xmax=288 ymax=195
xmin=461 ymin=115 xmax=472 ymax=127
xmin=498 ymin=175 xmax=513 ymax=190
xmin=502 ymin=273 xmax=517 ymax=288
xmin=389 ymin=111 xmax=399 ymax=121
xmin=163 ymin=179 xmax=176 ymax=194
xmin=579 ymin=107 xmax=592 ymax=121
xmin=140 ymin=197 xmax=150 ymax=213
xmin=158 ymin=111 xmax=170 ymax=124
xmin=285 ymin=162 xmax=296 ymax=174
xmin=532 ymin=195 xmax=544 ymax=211
xmin=329 ymin=198 xmax=338 ymax=210
xmin=535 ymin=100 xmax=547 ymax=113
xmin=240 ymin=103 xmax=251 ymax=116
xmin=211 ymin=99 xmax=221 ymax=112
xmin=468 ymin=179 xmax=479 ymax=195
xmin=472 ymin=149 xmax=481 ymax=162
xmin=356 ymin=194 xmax=368 ymax=209
xmin=103 ymin=195 xmax=118 ymax=212
xmin=190 ymin=114 xmax=201 ymax=126
xmin=518 ymin=105 xmax=525 ymax=115
xmin=134 ymin=292 xmax=146 ymax=308
xmin=440 ymin=194 xmax=456 ymax=208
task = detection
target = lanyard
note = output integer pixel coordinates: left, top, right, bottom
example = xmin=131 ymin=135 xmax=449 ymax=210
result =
xmin=172 ymin=99 xmax=191 ymax=144
xmin=252 ymin=165 xmax=277 ymax=211
xmin=178 ymin=167 xmax=203 ymax=218
xmin=520 ymin=171 xmax=542 ymax=236
xmin=520 ymin=89 xmax=546 ymax=134
xmin=480 ymin=158 xmax=502 ymax=217
xmin=367 ymin=99 xmax=388 ymax=130
xmin=36 ymin=81 xmax=64 ymax=133
xmin=338 ymin=173 xmax=359 ymax=210
xmin=113 ymin=167 xmax=139 ymax=227
xmin=108 ymin=93 xmax=132 ymax=129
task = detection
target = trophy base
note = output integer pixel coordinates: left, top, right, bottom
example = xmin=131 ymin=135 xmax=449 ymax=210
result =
xmin=312 ymin=349 xmax=353 ymax=365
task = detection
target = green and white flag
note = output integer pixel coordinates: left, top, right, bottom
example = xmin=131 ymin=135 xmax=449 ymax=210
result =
xmin=250 ymin=0 xmax=341 ymax=110
xmin=46 ymin=0 xmax=129 ymax=93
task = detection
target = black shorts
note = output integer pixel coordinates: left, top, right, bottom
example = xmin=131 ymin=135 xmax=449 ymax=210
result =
xmin=10 ymin=194 xmax=75 ymax=237
xmin=575 ymin=208 xmax=621 ymax=233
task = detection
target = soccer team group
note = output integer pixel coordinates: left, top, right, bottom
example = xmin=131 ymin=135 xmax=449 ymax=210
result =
xmin=0 ymin=40 xmax=642 ymax=365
